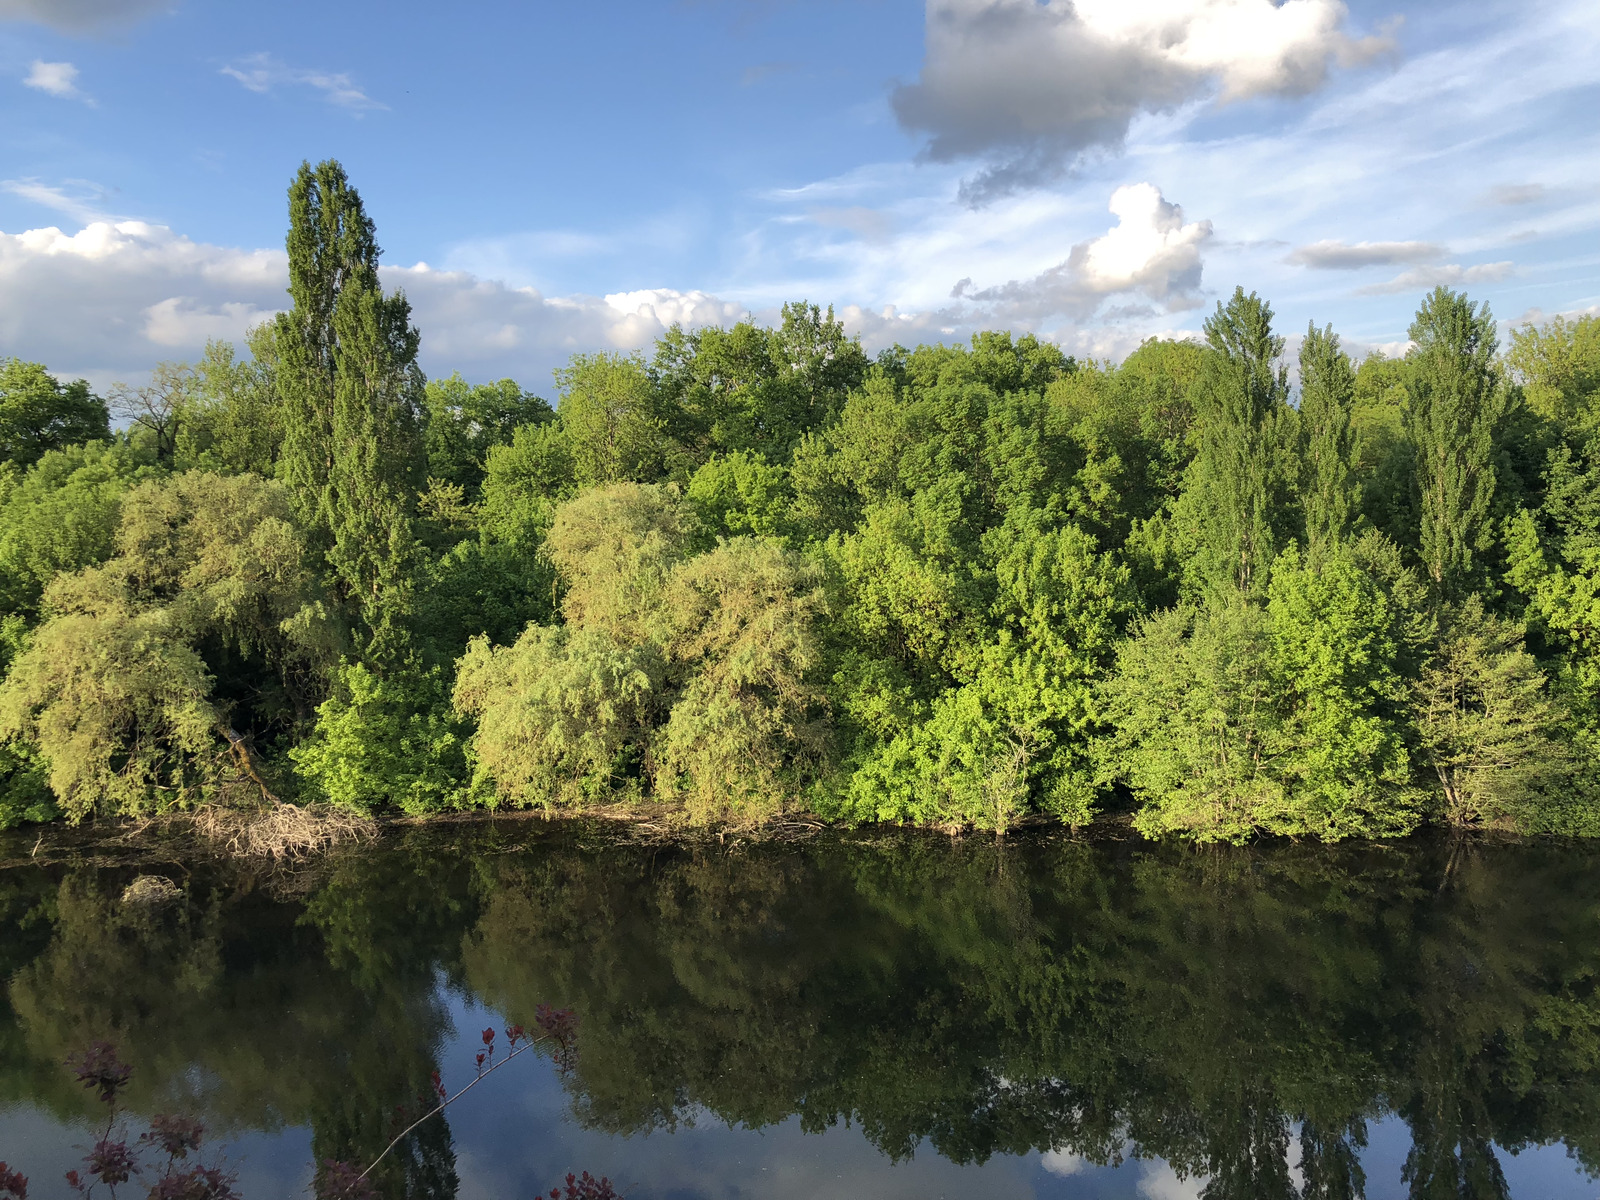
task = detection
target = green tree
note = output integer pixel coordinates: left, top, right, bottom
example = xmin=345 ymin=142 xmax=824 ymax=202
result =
xmin=1185 ymin=288 xmax=1294 ymax=595
xmin=422 ymin=373 xmax=552 ymax=496
xmin=453 ymin=626 xmax=664 ymax=808
xmin=1405 ymin=287 xmax=1505 ymax=594
xmin=1299 ymin=322 xmax=1359 ymax=554
xmin=1412 ymin=595 xmax=1572 ymax=830
xmin=273 ymin=159 xmax=426 ymax=663
xmin=555 ymin=353 xmax=669 ymax=487
xmin=0 ymin=358 xmax=108 ymax=469
xmin=653 ymin=537 xmax=830 ymax=822
xmin=291 ymin=661 xmax=477 ymax=815
xmin=0 ymin=472 xmax=331 ymax=820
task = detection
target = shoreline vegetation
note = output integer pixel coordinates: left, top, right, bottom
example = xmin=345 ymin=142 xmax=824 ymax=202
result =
xmin=4 ymin=158 xmax=1600 ymax=848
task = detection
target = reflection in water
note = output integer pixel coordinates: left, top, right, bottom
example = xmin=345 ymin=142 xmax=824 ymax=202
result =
xmin=1 ymin=826 xmax=1598 ymax=1199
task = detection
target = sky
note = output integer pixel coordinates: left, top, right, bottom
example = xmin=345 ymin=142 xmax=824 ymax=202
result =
xmin=0 ymin=0 xmax=1596 ymax=393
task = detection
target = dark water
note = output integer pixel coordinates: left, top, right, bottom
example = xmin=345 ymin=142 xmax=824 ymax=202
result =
xmin=2 ymin=823 xmax=1599 ymax=1200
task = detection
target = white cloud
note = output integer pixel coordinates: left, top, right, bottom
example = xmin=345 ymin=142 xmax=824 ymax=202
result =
xmin=219 ymin=53 xmax=385 ymax=112
xmin=0 ymin=219 xmax=748 ymax=390
xmin=957 ymin=183 xmax=1212 ymax=320
xmin=23 ymin=60 xmax=91 ymax=103
xmin=1356 ymin=260 xmax=1515 ymax=296
xmin=1138 ymin=1160 xmax=1208 ymax=1200
xmin=0 ymin=0 xmax=168 ymax=32
xmin=1040 ymin=1149 xmax=1090 ymax=1176
xmin=893 ymin=0 xmax=1393 ymax=203
xmin=1286 ymin=239 xmax=1444 ymax=269
xmin=1 ymin=179 xmax=118 ymax=225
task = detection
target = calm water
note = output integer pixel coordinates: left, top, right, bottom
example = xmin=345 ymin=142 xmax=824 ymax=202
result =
xmin=1 ymin=823 xmax=1598 ymax=1200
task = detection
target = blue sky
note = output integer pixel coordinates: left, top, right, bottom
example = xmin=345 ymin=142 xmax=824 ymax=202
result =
xmin=1 ymin=0 xmax=1596 ymax=391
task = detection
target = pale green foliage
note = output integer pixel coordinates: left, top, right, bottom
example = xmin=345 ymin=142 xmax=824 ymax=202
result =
xmin=654 ymin=538 xmax=828 ymax=821
xmin=1406 ymin=287 xmax=1506 ymax=592
xmin=0 ymin=472 xmax=328 ymax=820
xmin=1107 ymin=538 xmax=1426 ymax=842
xmin=291 ymin=662 xmax=477 ymax=815
xmin=1413 ymin=596 xmax=1571 ymax=829
xmin=454 ymin=626 xmax=663 ymax=808
xmin=1507 ymin=313 xmax=1600 ymax=427
xmin=543 ymin=482 xmax=692 ymax=643
xmin=456 ymin=486 xmax=829 ymax=820
xmin=556 ymin=353 xmax=667 ymax=487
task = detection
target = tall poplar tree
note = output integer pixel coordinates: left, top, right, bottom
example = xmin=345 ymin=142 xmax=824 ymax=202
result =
xmin=274 ymin=160 xmax=425 ymax=663
xmin=1191 ymin=288 xmax=1292 ymax=594
xmin=1405 ymin=287 xmax=1504 ymax=595
xmin=1299 ymin=322 xmax=1359 ymax=556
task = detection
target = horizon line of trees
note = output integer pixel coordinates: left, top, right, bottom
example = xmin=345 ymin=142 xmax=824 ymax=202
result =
xmin=3 ymin=158 xmax=1600 ymax=842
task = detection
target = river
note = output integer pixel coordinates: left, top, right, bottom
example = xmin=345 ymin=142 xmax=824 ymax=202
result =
xmin=1 ymin=823 xmax=1597 ymax=1199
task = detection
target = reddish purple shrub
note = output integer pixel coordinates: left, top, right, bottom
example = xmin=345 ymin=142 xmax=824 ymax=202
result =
xmin=0 ymin=1161 xmax=27 ymax=1200
xmin=141 ymin=1115 xmax=205 ymax=1161
xmin=536 ymin=1171 xmax=621 ymax=1200
xmin=313 ymin=1160 xmax=379 ymax=1200
xmin=145 ymin=1165 xmax=239 ymax=1200
xmin=67 ymin=1043 xmax=132 ymax=1105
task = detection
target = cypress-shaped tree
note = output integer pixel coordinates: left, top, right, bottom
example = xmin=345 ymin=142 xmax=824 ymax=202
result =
xmin=1405 ymin=287 xmax=1504 ymax=594
xmin=274 ymin=160 xmax=425 ymax=663
xmin=1190 ymin=288 xmax=1292 ymax=594
xmin=1299 ymin=322 xmax=1359 ymax=556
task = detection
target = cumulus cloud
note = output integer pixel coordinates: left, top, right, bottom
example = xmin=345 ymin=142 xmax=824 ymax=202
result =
xmin=23 ymin=60 xmax=92 ymax=102
xmin=1286 ymin=239 xmax=1444 ymax=268
xmin=220 ymin=53 xmax=385 ymax=112
xmin=0 ymin=219 xmax=747 ymax=389
xmin=1356 ymin=261 xmax=1514 ymax=296
xmin=894 ymin=0 xmax=1392 ymax=205
xmin=956 ymin=183 xmax=1212 ymax=320
xmin=0 ymin=0 xmax=168 ymax=31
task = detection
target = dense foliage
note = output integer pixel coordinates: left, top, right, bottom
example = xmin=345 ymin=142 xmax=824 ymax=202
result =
xmin=2 ymin=160 xmax=1599 ymax=840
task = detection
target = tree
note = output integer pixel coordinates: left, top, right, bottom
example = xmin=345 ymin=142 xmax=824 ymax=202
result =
xmin=108 ymin=362 xmax=203 ymax=468
xmin=1412 ymin=595 xmax=1571 ymax=829
xmin=1405 ymin=287 xmax=1505 ymax=594
xmin=555 ymin=354 xmax=669 ymax=487
xmin=653 ymin=537 xmax=829 ymax=822
xmin=0 ymin=358 xmax=109 ymax=469
xmin=273 ymin=159 xmax=426 ymax=664
xmin=0 ymin=472 xmax=330 ymax=820
xmin=1298 ymin=322 xmax=1359 ymax=555
xmin=422 ymin=373 xmax=552 ymax=496
xmin=453 ymin=627 xmax=664 ymax=808
xmin=1186 ymin=288 xmax=1294 ymax=595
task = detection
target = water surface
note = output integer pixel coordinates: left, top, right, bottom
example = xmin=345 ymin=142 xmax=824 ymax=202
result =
xmin=2 ymin=823 xmax=1598 ymax=1199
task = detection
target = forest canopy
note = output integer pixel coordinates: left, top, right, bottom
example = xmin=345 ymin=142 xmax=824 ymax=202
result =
xmin=3 ymin=158 xmax=1599 ymax=842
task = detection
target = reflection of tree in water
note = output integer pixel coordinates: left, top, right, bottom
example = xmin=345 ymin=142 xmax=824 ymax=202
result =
xmin=2 ymin=829 xmax=1599 ymax=1199
xmin=0 ymin=856 xmax=465 ymax=1199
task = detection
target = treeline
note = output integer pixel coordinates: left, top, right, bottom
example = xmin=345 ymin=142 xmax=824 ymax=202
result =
xmin=2 ymin=159 xmax=1599 ymax=840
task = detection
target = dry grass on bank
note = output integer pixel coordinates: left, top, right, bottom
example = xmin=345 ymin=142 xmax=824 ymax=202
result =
xmin=191 ymin=802 xmax=377 ymax=859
